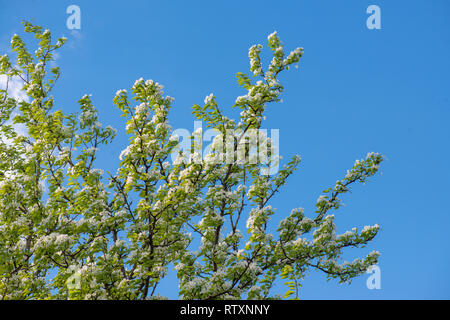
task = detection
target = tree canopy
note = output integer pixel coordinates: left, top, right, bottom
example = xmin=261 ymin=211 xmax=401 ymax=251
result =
xmin=0 ymin=22 xmax=383 ymax=300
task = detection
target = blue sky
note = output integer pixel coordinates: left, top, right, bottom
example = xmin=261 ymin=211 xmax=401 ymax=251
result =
xmin=1 ymin=0 xmax=449 ymax=299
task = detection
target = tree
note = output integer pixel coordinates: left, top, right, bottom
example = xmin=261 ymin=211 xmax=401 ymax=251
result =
xmin=0 ymin=22 xmax=383 ymax=300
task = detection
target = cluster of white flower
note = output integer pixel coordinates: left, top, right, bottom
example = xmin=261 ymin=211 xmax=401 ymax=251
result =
xmin=135 ymin=102 xmax=148 ymax=115
xmin=283 ymin=47 xmax=304 ymax=66
xmin=248 ymin=44 xmax=263 ymax=76
xmin=204 ymin=93 xmax=214 ymax=105
xmin=115 ymin=89 xmax=127 ymax=96
xmin=246 ymin=206 xmax=274 ymax=230
xmin=34 ymin=233 xmax=73 ymax=251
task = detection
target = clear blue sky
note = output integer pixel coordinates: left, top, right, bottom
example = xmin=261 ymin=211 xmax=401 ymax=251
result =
xmin=1 ymin=0 xmax=449 ymax=299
